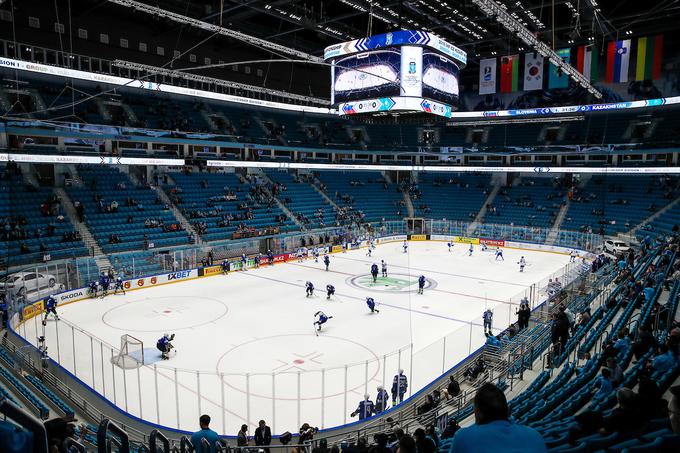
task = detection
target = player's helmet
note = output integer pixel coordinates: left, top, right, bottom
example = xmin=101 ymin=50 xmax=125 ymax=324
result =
xmin=364 ymin=394 xmax=370 ymax=400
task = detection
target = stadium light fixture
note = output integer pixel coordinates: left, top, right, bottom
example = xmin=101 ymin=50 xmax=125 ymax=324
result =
xmin=471 ymin=0 xmax=603 ymax=99
xmin=111 ymin=59 xmax=330 ymax=106
xmin=104 ymin=0 xmax=323 ymax=63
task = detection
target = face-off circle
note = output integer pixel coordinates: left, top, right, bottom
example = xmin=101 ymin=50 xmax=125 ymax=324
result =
xmin=347 ymin=273 xmax=437 ymax=293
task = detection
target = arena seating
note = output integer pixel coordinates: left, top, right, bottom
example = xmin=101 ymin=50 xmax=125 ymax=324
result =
xmin=413 ymin=173 xmax=491 ymax=221
xmin=484 ymin=177 xmax=567 ymax=228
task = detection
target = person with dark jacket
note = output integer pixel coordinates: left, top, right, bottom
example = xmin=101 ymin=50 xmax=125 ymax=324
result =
xmin=237 ymin=424 xmax=248 ymax=447
xmin=413 ymin=428 xmax=435 ymax=453
xmin=443 ymin=375 xmax=460 ymax=400
xmin=254 ymin=420 xmax=271 ymax=451
xmin=440 ymin=418 xmax=460 ymax=440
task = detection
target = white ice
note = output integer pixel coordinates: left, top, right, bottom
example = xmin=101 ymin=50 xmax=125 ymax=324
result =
xmin=20 ymin=241 xmax=571 ymax=435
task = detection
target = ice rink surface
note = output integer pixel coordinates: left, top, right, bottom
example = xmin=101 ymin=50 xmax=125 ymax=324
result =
xmin=22 ymin=241 xmax=571 ymax=434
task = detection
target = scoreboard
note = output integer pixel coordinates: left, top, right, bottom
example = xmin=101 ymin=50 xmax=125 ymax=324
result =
xmin=324 ymin=30 xmax=467 ymax=119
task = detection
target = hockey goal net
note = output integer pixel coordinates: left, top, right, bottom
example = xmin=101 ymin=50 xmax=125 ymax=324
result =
xmin=112 ymin=334 xmax=144 ymax=369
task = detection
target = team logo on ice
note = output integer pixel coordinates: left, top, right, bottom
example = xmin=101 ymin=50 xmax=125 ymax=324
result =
xmin=349 ymin=274 xmax=436 ymax=292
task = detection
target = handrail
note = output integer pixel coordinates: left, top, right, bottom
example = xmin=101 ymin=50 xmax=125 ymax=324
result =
xmin=150 ymin=429 xmax=171 ymax=453
xmin=98 ymin=419 xmax=130 ymax=453
xmin=0 ymin=398 xmax=49 ymax=453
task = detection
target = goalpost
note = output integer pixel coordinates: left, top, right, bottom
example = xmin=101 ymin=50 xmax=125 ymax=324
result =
xmin=112 ymin=334 xmax=145 ymax=369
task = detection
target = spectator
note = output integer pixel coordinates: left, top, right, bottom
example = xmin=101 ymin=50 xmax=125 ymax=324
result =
xmin=440 ymin=419 xmax=460 ymax=440
xmin=443 ymin=375 xmax=460 ymax=400
xmin=254 ymin=420 xmax=271 ymax=451
xmin=413 ymin=428 xmax=435 ymax=453
xmin=191 ymin=414 xmax=220 ymax=453
xmin=447 ymin=383 xmax=546 ymax=452
xmin=397 ymin=434 xmax=416 ymax=453
xmin=606 ymin=357 xmax=624 ymax=386
xmin=600 ymin=388 xmax=645 ymax=435
xmin=638 ymin=377 xmax=669 ymax=420
xmin=237 ymin=424 xmax=248 ymax=446
xmin=592 ymin=368 xmax=613 ymax=403
xmin=652 ymin=343 xmax=677 ymax=374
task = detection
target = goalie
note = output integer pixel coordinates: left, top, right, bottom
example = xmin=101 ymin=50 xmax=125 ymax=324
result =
xmin=157 ymin=333 xmax=175 ymax=360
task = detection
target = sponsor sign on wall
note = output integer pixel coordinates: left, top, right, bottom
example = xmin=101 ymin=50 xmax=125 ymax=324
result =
xmin=409 ymin=234 xmax=428 ymax=241
xmin=480 ymin=238 xmax=505 ymax=247
xmin=22 ymin=301 xmax=43 ymax=321
xmin=453 ymin=236 xmax=480 ymax=245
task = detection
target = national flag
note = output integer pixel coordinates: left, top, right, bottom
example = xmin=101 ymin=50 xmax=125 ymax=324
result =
xmin=635 ymin=35 xmax=663 ymax=81
xmin=548 ymin=48 xmax=571 ymax=89
xmin=478 ymin=58 xmax=497 ymax=95
xmin=500 ymin=55 xmax=519 ymax=93
xmin=575 ymin=45 xmax=598 ymax=82
xmin=523 ymin=52 xmax=544 ymax=91
xmin=605 ymin=39 xmax=631 ymax=83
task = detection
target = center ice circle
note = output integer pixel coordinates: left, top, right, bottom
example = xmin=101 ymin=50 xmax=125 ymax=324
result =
xmin=215 ymin=334 xmax=381 ymax=399
xmin=347 ymin=273 xmax=437 ymax=292
xmin=101 ymin=296 xmax=228 ymax=332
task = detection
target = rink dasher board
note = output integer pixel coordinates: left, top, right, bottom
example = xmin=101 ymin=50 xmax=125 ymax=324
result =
xmin=16 ymin=235 xmax=591 ymax=324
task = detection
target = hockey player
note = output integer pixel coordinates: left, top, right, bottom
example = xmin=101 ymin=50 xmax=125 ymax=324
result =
xmin=417 ymin=275 xmax=426 ymax=295
xmin=483 ymin=309 xmax=493 ymax=336
xmin=267 ymin=250 xmax=274 ymax=265
xmin=241 ymin=253 xmax=248 ymax=270
xmin=381 ymin=260 xmax=388 ymax=277
xmin=350 ymin=394 xmax=375 ymax=420
xmin=254 ymin=254 xmax=261 ymax=268
xmin=518 ymin=256 xmax=527 ymax=272
xmin=313 ymin=247 xmax=319 ymax=263
xmin=305 ymin=281 xmax=315 ymax=297
xmin=99 ymin=272 xmax=110 ymax=297
xmin=447 ymin=241 xmax=453 ymax=252
xmin=366 ymin=245 xmax=372 ymax=257
xmin=391 ymin=370 xmax=408 ymax=404
xmin=371 ymin=263 xmax=379 ymax=283
xmin=403 ymin=241 xmax=408 ymax=253
xmin=366 ymin=297 xmax=379 ymax=313
xmin=156 ymin=333 xmax=175 ymax=360
xmin=468 ymin=244 xmax=474 ymax=256
xmin=481 ymin=242 xmax=488 ymax=252
xmin=495 ymin=247 xmax=504 ymax=261
xmin=113 ymin=276 xmax=126 ymax=295
xmin=221 ymin=259 xmax=231 ymax=275
xmin=375 ymin=386 xmax=390 ymax=413
xmin=323 ymin=254 xmax=330 ymax=271
xmin=326 ymin=284 xmax=335 ymax=300
xmin=88 ymin=280 xmax=99 ymax=298
xmin=313 ymin=311 xmax=332 ymax=333
xmin=570 ymin=250 xmax=578 ymax=263
xmin=296 ymin=248 xmax=304 ymax=263
xmin=44 ymin=295 xmax=59 ymax=321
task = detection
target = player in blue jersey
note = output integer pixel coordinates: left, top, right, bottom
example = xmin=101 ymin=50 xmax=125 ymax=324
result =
xmin=99 ymin=272 xmax=110 ymax=297
xmin=323 ymin=254 xmax=330 ymax=271
xmin=221 ymin=259 xmax=230 ymax=275
xmin=350 ymin=395 xmax=375 ymax=420
xmin=157 ymin=333 xmax=175 ymax=360
xmin=313 ymin=311 xmax=332 ymax=333
xmin=391 ymin=370 xmax=408 ymax=404
xmin=483 ymin=309 xmax=493 ymax=336
xmin=403 ymin=241 xmax=408 ymax=253
xmin=495 ymin=247 xmax=504 ymax=261
xmin=44 ymin=295 xmax=59 ymax=321
xmin=417 ymin=275 xmax=426 ymax=294
xmin=468 ymin=244 xmax=474 ymax=256
xmin=518 ymin=256 xmax=527 ymax=272
xmin=447 ymin=241 xmax=453 ymax=252
xmin=113 ymin=276 xmax=126 ymax=295
xmin=371 ymin=263 xmax=379 ymax=282
xmin=88 ymin=280 xmax=99 ymax=298
xmin=313 ymin=247 xmax=319 ymax=263
xmin=381 ymin=260 xmax=387 ymax=277
xmin=326 ymin=284 xmax=335 ymax=300
xmin=375 ymin=385 xmax=390 ymax=413
xmin=267 ymin=249 xmax=274 ymax=265
xmin=254 ymin=254 xmax=261 ymax=268
xmin=305 ymin=281 xmax=315 ymax=297
xmin=366 ymin=297 xmax=379 ymax=313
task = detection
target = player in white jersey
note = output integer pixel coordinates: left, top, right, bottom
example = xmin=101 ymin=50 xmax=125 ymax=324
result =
xmin=468 ymin=244 xmax=474 ymax=256
xmin=381 ymin=260 xmax=388 ymax=277
xmin=403 ymin=241 xmax=408 ymax=253
xmin=518 ymin=256 xmax=527 ymax=272
xmin=313 ymin=247 xmax=320 ymax=263
xmin=495 ymin=247 xmax=504 ymax=261
xmin=570 ymin=250 xmax=578 ymax=263
xmin=366 ymin=245 xmax=372 ymax=257
xmin=297 ymin=248 xmax=304 ymax=262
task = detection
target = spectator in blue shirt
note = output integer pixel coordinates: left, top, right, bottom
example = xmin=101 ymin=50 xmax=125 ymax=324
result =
xmin=191 ymin=414 xmax=221 ymax=453
xmin=652 ymin=344 xmax=677 ymax=374
xmin=448 ymin=383 xmax=546 ymax=453
xmin=592 ymin=368 xmax=613 ymax=403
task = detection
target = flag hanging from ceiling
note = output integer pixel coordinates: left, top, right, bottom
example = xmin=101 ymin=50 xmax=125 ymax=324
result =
xmin=500 ymin=55 xmax=519 ymax=93
xmin=605 ymin=39 xmax=631 ymax=83
xmin=523 ymin=52 xmax=544 ymax=91
xmin=478 ymin=58 xmax=497 ymax=95
xmin=575 ymin=45 xmax=598 ymax=82
xmin=548 ymin=48 xmax=571 ymax=89
xmin=635 ymin=35 xmax=663 ymax=81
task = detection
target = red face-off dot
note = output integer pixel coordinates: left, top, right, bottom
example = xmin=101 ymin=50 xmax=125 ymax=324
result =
xmin=163 ymin=310 xmax=172 ymax=314
xmin=293 ymin=359 xmax=305 ymax=364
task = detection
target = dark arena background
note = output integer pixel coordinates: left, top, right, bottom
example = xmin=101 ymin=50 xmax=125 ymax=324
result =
xmin=1 ymin=1 xmax=680 ymax=452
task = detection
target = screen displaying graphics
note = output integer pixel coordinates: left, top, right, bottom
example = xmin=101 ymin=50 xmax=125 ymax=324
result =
xmin=422 ymin=52 xmax=460 ymax=105
xmin=333 ymin=48 xmax=401 ymax=104
xmin=327 ymin=31 xmax=466 ymax=117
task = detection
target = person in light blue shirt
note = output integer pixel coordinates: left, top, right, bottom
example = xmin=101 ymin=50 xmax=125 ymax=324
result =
xmin=652 ymin=344 xmax=677 ymax=374
xmin=448 ymin=383 xmax=546 ymax=453
xmin=191 ymin=414 xmax=221 ymax=453
xmin=592 ymin=368 xmax=613 ymax=403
